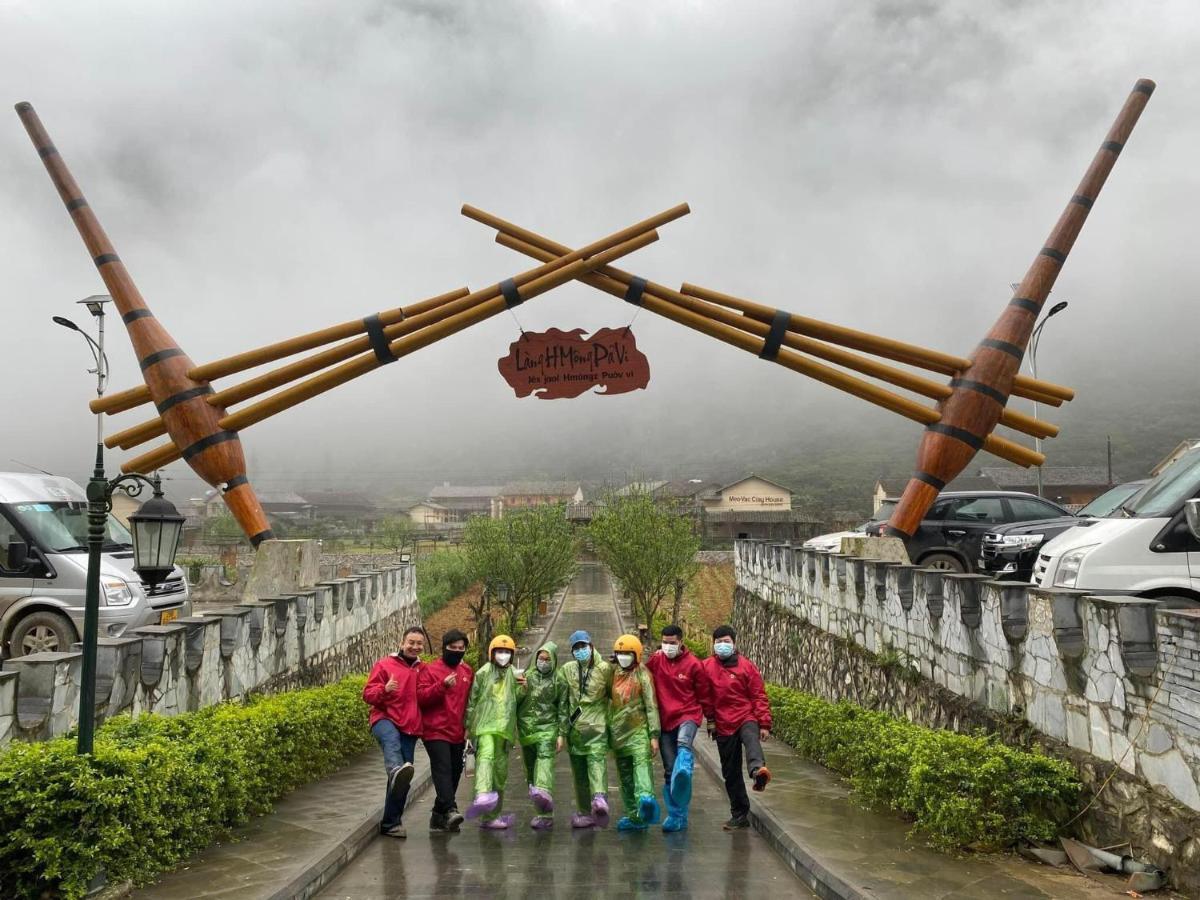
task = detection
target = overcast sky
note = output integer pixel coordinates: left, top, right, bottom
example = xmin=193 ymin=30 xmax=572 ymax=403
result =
xmin=1 ymin=0 xmax=1196 ymax=499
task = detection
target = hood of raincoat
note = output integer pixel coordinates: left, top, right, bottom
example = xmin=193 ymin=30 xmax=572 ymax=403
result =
xmin=517 ymin=640 xmax=561 ymax=746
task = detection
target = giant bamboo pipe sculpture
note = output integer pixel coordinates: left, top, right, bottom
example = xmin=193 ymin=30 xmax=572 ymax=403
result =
xmin=886 ymin=78 xmax=1154 ymax=536
xmin=16 ymin=102 xmax=276 ymax=545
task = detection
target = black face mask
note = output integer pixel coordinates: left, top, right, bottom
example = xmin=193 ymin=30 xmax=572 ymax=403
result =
xmin=443 ymin=648 xmax=466 ymax=667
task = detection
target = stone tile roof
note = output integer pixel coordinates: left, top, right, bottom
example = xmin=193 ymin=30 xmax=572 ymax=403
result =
xmin=980 ymin=466 xmax=1118 ymax=488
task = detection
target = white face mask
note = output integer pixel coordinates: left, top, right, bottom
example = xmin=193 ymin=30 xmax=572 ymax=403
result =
xmin=494 ymin=651 xmax=512 ymax=667
xmin=616 ymin=653 xmax=635 ymax=669
xmin=536 ymin=659 xmax=551 ymax=674
xmin=662 ymin=643 xmax=680 ymax=659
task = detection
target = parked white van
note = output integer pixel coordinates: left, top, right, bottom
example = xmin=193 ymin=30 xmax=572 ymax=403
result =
xmin=1034 ymin=446 xmax=1200 ymax=602
xmin=0 ymin=472 xmax=191 ymax=659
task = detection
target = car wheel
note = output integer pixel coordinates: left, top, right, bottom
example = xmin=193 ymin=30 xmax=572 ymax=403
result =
xmin=9 ymin=611 xmax=77 ymax=657
xmin=920 ymin=552 xmax=966 ymax=573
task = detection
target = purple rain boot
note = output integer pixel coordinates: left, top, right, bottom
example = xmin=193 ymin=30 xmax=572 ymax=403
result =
xmin=465 ymin=791 xmax=499 ymax=820
xmin=529 ymin=786 xmax=554 ymax=814
xmin=570 ymin=812 xmax=595 ymax=828
xmin=531 ymin=815 xmax=554 ymax=830
xmin=591 ymin=793 xmax=610 ymax=829
xmin=481 ymin=813 xmax=516 ymax=830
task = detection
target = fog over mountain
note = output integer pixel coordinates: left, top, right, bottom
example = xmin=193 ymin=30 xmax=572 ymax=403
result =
xmin=1 ymin=1 xmax=1197 ymax=510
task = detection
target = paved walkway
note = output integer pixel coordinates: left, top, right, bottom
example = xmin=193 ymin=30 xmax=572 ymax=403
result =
xmin=316 ymin=562 xmax=811 ymax=899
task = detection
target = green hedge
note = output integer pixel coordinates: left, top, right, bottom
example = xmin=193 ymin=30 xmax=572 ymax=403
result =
xmin=415 ymin=549 xmax=474 ymax=618
xmin=0 ymin=675 xmax=372 ymax=900
xmin=767 ymin=684 xmax=1081 ymax=850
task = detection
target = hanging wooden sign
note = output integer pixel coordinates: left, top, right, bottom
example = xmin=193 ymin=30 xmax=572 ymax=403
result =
xmin=498 ymin=327 xmax=651 ymax=399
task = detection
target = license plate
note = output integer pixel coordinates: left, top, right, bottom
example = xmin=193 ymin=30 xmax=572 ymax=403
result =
xmin=159 ymin=609 xmax=180 ymax=625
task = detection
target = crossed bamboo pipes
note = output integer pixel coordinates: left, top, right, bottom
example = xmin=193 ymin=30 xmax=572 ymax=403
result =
xmin=92 ymin=226 xmax=1075 ymax=474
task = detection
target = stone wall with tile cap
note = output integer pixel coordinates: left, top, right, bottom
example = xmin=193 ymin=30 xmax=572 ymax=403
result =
xmin=732 ymin=539 xmax=1200 ymax=891
xmin=0 ymin=564 xmax=419 ymax=748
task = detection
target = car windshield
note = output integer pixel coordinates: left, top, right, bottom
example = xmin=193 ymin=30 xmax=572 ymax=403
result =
xmin=1076 ymin=482 xmax=1145 ymax=518
xmin=874 ymin=499 xmax=897 ymax=521
xmin=4 ymin=501 xmax=134 ymax=553
xmin=1123 ymin=448 xmax=1200 ymax=519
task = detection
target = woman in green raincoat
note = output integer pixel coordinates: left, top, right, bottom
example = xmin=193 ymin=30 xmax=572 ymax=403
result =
xmin=556 ymin=629 xmax=614 ymax=828
xmin=609 ymin=634 xmax=661 ymax=831
xmin=464 ymin=634 xmax=520 ymax=829
xmin=516 ymin=640 xmax=564 ymax=829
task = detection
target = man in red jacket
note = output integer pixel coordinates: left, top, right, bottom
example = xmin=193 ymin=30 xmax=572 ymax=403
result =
xmin=417 ymin=629 xmax=474 ymax=833
xmin=645 ymin=624 xmax=711 ymax=832
xmin=701 ymin=624 xmax=772 ymax=831
xmin=362 ymin=626 xmax=426 ymax=838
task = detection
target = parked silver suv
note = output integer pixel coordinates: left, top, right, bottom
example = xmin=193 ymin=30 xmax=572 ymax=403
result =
xmin=0 ymin=472 xmax=190 ymax=659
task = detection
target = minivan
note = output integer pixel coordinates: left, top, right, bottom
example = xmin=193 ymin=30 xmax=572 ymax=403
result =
xmin=0 ymin=472 xmax=191 ymax=659
xmin=1034 ymin=446 xmax=1200 ymax=601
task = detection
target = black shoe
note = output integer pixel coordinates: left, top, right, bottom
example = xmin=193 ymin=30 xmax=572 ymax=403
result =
xmin=387 ymin=762 xmax=415 ymax=800
xmin=722 ymin=815 xmax=750 ymax=831
xmin=430 ymin=813 xmax=449 ymax=833
xmin=446 ymin=811 xmax=465 ymax=832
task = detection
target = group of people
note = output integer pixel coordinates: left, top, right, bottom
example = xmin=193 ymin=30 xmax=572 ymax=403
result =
xmin=362 ymin=622 xmax=773 ymax=838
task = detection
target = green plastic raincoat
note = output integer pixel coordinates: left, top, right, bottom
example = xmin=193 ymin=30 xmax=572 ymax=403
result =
xmin=467 ymin=660 xmax=520 ymax=812
xmin=557 ymin=650 xmax=613 ymax=812
xmin=517 ymin=641 xmax=562 ymax=796
xmin=609 ymin=662 xmax=661 ymax=824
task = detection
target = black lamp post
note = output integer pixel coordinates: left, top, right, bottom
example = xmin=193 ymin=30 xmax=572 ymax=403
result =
xmin=55 ymin=305 xmax=184 ymax=754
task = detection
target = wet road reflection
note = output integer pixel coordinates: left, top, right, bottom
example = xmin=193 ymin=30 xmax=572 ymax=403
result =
xmin=318 ymin=564 xmax=812 ymax=899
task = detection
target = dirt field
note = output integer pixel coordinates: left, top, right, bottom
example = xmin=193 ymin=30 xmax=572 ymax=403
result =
xmin=423 ymin=582 xmax=483 ymax=643
xmin=682 ymin=561 xmax=735 ymax=634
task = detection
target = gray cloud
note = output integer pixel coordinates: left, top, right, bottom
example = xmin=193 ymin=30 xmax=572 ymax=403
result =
xmin=1 ymin=0 xmax=1196 ymax=499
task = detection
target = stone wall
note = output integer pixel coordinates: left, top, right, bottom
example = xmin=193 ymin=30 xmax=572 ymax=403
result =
xmin=0 ymin=563 xmax=419 ymax=747
xmin=734 ymin=539 xmax=1200 ymax=892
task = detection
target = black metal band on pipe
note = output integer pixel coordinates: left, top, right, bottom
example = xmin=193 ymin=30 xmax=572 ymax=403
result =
xmin=139 ymin=348 xmax=185 ymax=371
xmin=250 ymin=529 xmax=275 ymax=547
xmin=499 ymin=278 xmax=523 ymax=309
xmin=363 ymin=314 xmax=398 ymax=364
xmin=181 ymin=430 xmax=239 ymax=461
xmin=913 ymin=471 xmax=947 ymax=490
xmin=949 ymin=377 xmax=1008 ymax=406
xmin=978 ymin=338 xmax=1024 ymax=360
xmin=926 ymin=422 xmax=984 ymax=451
xmin=759 ymin=309 xmax=791 ymax=360
xmin=156 ymin=385 xmax=214 ymax=415
xmin=122 ymin=308 xmax=154 ymax=324
xmin=223 ymin=474 xmax=249 ymax=493
xmin=1008 ymin=297 xmax=1039 ymax=314
xmin=623 ymin=276 xmax=647 ymax=306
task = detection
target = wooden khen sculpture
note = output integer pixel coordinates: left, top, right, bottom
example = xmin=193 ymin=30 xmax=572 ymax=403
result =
xmin=16 ymin=79 xmax=1154 ymax=544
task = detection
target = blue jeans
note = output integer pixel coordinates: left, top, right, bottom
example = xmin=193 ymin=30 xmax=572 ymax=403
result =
xmin=659 ymin=719 xmax=699 ymax=783
xmin=371 ymin=719 xmax=418 ymax=829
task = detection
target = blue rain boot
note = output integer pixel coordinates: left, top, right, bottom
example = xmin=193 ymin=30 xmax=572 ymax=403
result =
xmin=661 ymin=782 xmax=687 ymax=833
xmin=670 ymin=746 xmax=694 ymax=811
xmin=617 ymin=815 xmax=649 ymax=832
xmin=638 ymin=792 xmax=660 ymax=826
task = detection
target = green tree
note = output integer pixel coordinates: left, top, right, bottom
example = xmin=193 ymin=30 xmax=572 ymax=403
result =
xmin=203 ymin=513 xmax=244 ymax=544
xmin=463 ymin=504 xmax=577 ymax=637
xmin=376 ymin=515 xmax=416 ymax=554
xmin=588 ymin=490 xmax=700 ymax=628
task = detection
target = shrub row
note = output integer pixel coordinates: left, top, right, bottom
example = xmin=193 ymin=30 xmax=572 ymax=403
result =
xmin=0 ymin=675 xmax=372 ymax=900
xmin=766 ymin=684 xmax=1081 ymax=850
xmin=415 ymin=548 xmax=474 ymax=618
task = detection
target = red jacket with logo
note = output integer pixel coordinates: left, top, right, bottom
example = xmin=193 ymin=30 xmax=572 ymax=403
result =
xmin=700 ymin=653 xmax=773 ymax=737
xmin=416 ymin=658 xmax=474 ymax=743
xmin=363 ymin=654 xmax=422 ymax=733
xmin=645 ymin=646 xmax=712 ymax=732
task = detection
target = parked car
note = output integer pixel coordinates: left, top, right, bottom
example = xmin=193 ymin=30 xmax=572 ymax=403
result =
xmin=865 ymin=491 xmax=1071 ymax=573
xmin=1034 ymin=446 xmax=1200 ymax=602
xmin=804 ymin=500 xmax=898 ymax=552
xmin=0 ymin=472 xmax=191 ymax=659
xmin=978 ymin=480 xmax=1148 ymax=581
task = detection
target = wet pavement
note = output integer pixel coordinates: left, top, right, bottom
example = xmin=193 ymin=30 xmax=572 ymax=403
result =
xmin=316 ymin=563 xmax=811 ymax=899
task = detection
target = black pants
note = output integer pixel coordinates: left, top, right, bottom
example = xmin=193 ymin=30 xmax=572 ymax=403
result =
xmin=716 ymin=721 xmax=765 ymax=819
xmin=424 ymin=739 xmax=466 ymax=817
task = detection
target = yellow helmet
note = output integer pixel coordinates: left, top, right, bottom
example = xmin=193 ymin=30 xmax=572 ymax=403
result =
xmin=613 ymin=634 xmax=643 ymax=657
xmin=489 ymin=635 xmax=517 ymax=655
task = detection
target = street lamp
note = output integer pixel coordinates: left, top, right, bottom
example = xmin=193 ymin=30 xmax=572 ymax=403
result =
xmin=1029 ymin=299 xmax=1069 ymax=498
xmin=54 ymin=300 xmax=183 ymax=754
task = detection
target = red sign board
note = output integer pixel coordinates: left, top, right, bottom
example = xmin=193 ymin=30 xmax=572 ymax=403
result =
xmin=498 ymin=327 xmax=651 ymax=399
